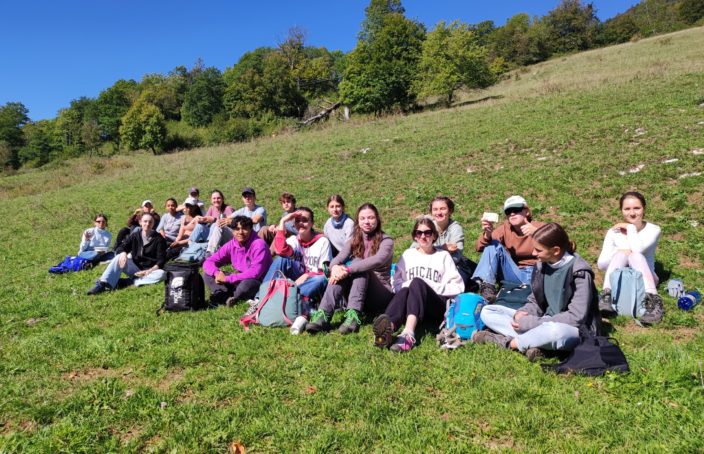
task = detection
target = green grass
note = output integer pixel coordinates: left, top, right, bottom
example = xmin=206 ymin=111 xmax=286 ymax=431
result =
xmin=2 ymin=27 xmax=704 ymax=452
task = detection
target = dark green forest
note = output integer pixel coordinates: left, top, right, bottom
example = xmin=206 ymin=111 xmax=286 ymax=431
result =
xmin=2 ymin=0 xmax=702 ymax=170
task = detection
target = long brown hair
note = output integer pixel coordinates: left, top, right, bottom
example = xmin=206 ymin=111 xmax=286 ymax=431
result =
xmin=350 ymin=203 xmax=384 ymax=258
xmin=532 ymin=222 xmax=576 ymax=255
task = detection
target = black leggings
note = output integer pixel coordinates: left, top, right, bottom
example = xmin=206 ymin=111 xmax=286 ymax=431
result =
xmin=384 ymin=278 xmax=447 ymax=328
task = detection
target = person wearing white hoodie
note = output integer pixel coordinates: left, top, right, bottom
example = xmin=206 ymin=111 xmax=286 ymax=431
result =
xmin=373 ymin=215 xmax=464 ymax=353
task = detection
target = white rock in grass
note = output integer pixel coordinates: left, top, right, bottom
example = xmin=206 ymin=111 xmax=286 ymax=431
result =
xmin=634 ymin=128 xmax=646 ymax=136
xmin=690 ymin=221 xmax=699 ymax=228
xmin=536 ymin=156 xmax=548 ymax=161
xmin=698 ymin=121 xmax=704 ymax=125
xmin=662 ymin=158 xmax=679 ymax=164
xmin=618 ymin=171 xmax=626 ymax=176
xmin=679 ymin=172 xmax=702 ymax=179
xmin=693 ymin=148 xmax=704 ymax=155
xmin=466 ymin=167 xmax=474 ymax=173
xmin=629 ymin=164 xmax=645 ymax=173
xmin=160 ymin=401 xmax=168 ymax=409
xmin=360 ymin=147 xmax=370 ymax=154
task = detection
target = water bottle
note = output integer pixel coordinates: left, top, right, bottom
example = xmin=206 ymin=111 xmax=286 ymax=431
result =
xmin=290 ymin=316 xmax=307 ymax=335
xmin=677 ymin=290 xmax=702 ymax=311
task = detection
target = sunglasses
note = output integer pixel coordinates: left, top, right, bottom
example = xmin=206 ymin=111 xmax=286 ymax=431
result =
xmin=413 ymin=229 xmax=434 ymax=238
xmin=295 ymin=217 xmax=311 ymax=223
xmin=504 ymin=207 xmax=524 ymax=215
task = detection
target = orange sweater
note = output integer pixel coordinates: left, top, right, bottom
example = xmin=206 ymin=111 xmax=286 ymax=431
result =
xmin=475 ymin=221 xmax=546 ymax=267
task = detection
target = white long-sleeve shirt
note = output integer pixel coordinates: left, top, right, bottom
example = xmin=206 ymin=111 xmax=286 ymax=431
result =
xmin=78 ymin=227 xmax=113 ymax=255
xmin=393 ymin=248 xmax=464 ymax=298
xmin=597 ymin=222 xmax=660 ymax=273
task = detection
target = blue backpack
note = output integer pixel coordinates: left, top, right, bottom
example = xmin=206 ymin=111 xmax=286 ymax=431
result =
xmin=445 ymin=293 xmax=486 ymax=340
xmin=609 ymin=267 xmax=646 ymax=318
xmin=49 ymin=256 xmax=93 ymax=274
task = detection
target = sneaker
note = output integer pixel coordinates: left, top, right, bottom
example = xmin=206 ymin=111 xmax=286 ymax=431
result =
xmin=524 ymin=347 xmax=544 ymax=362
xmin=598 ymin=290 xmax=617 ymax=317
xmin=372 ymin=314 xmax=394 ymax=348
xmin=243 ymin=298 xmax=259 ymax=317
xmin=116 ymin=277 xmax=134 ymax=289
xmin=87 ymin=280 xmax=109 ymax=295
xmin=479 ymin=281 xmax=498 ymax=304
xmin=390 ymin=333 xmax=416 ymax=353
xmin=640 ymin=293 xmax=664 ymax=325
xmin=306 ymin=310 xmax=331 ymax=334
xmin=338 ymin=309 xmax=361 ymax=335
xmin=471 ymin=330 xmax=510 ymax=348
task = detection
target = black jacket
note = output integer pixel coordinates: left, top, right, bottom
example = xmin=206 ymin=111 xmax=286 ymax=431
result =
xmin=116 ymin=229 xmax=167 ymax=270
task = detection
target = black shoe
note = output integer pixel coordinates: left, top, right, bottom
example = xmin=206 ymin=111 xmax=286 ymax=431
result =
xmin=479 ymin=281 xmax=498 ymax=304
xmin=87 ymin=280 xmax=109 ymax=295
xmin=116 ymin=277 xmax=134 ymax=289
xmin=372 ymin=314 xmax=394 ymax=348
xmin=598 ymin=290 xmax=617 ymax=317
xmin=640 ymin=293 xmax=664 ymax=325
xmin=306 ymin=310 xmax=331 ymax=334
xmin=338 ymin=309 xmax=361 ymax=335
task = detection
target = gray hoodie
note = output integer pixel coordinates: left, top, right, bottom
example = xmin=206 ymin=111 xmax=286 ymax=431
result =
xmin=517 ymin=253 xmax=601 ymax=335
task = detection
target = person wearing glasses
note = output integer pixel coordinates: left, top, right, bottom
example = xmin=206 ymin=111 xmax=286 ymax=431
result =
xmin=202 ymin=215 xmax=273 ymax=306
xmin=258 ymin=207 xmax=332 ymax=302
xmin=77 ymin=213 xmax=114 ymax=262
xmin=372 ymin=216 xmax=464 ymax=353
xmin=471 ymin=195 xmax=545 ymax=303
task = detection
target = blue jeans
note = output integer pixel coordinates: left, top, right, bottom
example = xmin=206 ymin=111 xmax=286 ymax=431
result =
xmin=471 ymin=241 xmax=533 ymax=285
xmin=189 ymin=222 xmax=211 ymax=244
xmin=99 ymin=255 xmax=165 ymax=289
xmin=480 ymin=305 xmax=579 ymax=352
xmin=260 ymin=256 xmax=328 ymax=301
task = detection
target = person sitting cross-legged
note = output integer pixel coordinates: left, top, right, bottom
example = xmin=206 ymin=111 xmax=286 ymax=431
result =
xmin=87 ymin=212 xmax=167 ymax=295
xmin=202 ymin=216 xmax=273 ymax=306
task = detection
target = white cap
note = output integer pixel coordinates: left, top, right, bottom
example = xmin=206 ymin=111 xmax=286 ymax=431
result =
xmin=184 ymin=196 xmax=198 ymax=206
xmin=141 ymin=199 xmax=153 ymax=207
xmin=503 ymin=195 xmax=527 ymax=211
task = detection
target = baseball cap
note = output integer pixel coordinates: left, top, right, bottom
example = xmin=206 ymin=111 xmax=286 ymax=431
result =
xmin=503 ymin=195 xmax=527 ymax=211
xmin=184 ymin=196 xmax=198 ymax=206
xmin=189 ymin=186 xmax=199 ymax=195
xmin=241 ymin=186 xmax=256 ymax=196
xmin=141 ymin=199 xmax=153 ymax=207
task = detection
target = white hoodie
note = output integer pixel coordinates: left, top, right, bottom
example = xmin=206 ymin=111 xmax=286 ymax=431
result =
xmin=393 ymin=247 xmax=464 ymax=297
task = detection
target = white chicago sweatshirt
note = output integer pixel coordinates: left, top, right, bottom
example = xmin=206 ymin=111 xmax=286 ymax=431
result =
xmin=393 ymin=247 xmax=465 ymax=297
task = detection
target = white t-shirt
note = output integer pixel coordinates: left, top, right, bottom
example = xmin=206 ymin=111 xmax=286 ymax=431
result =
xmin=285 ymin=235 xmax=332 ymax=274
xmin=393 ymin=247 xmax=464 ymax=297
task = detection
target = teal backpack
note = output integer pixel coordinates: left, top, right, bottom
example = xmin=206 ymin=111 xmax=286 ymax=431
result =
xmin=609 ymin=267 xmax=646 ymax=318
xmin=240 ymin=271 xmax=304 ymax=329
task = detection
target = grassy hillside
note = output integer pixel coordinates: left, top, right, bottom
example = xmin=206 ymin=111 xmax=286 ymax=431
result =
xmin=1 ymin=27 xmax=703 ymax=452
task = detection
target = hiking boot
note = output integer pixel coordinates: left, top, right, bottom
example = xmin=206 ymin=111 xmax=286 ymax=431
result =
xmin=471 ymin=330 xmax=510 ymax=348
xmin=479 ymin=281 xmax=498 ymax=304
xmin=338 ymin=309 xmax=361 ymax=335
xmin=372 ymin=314 xmax=394 ymax=348
xmin=225 ymin=296 xmax=238 ymax=307
xmin=87 ymin=280 xmax=110 ymax=295
xmin=524 ymin=347 xmax=544 ymax=363
xmin=598 ymin=290 xmax=617 ymax=317
xmin=640 ymin=293 xmax=664 ymax=325
xmin=306 ymin=310 xmax=331 ymax=334
xmin=390 ymin=333 xmax=416 ymax=353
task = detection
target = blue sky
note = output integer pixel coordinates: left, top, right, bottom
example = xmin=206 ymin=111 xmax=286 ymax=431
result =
xmin=0 ymin=0 xmax=638 ymax=121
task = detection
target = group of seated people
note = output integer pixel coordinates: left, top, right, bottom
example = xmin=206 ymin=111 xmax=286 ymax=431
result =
xmin=74 ymin=186 xmax=663 ymax=357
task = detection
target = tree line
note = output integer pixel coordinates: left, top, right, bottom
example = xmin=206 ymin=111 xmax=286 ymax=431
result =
xmin=2 ymin=0 xmax=702 ymax=171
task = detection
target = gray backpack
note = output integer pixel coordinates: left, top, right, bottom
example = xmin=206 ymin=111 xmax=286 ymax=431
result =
xmin=609 ymin=267 xmax=646 ymax=318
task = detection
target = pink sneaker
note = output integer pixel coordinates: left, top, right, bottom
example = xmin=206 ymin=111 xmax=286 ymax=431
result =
xmin=390 ymin=333 xmax=416 ymax=353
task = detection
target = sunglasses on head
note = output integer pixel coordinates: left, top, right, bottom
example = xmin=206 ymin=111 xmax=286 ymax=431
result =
xmin=504 ymin=207 xmax=524 ymax=215
xmin=413 ymin=229 xmax=434 ymax=238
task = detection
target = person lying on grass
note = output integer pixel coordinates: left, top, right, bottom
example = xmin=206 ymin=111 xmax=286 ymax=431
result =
xmin=410 ymin=196 xmax=475 ymax=290
xmin=156 ymin=198 xmax=182 ymax=243
xmin=472 ymin=195 xmax=545 ymax=303
xmin=257 ymin=207 xmax=332 ymax=304
xmin=202 ymin=216 xmax=272 ymax=306
xmin=77 ymin=213 xmax=114 ymax=263
xmin=87 ymin=212 xmax=167 ymax=295
xmin=473 ymin=222 xmax=601 ymax=362
xmin=373 ymin=215 xmax=464 ymax=353
xmin=307 ymin=203 xmax=394 ymax=335
xmin=597 ymin=191 xmax=663 ymax=324
xmin=323 ymin=194 xmax=355 ymax=259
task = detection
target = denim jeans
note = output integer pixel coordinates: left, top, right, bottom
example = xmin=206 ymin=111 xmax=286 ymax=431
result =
xmin=480 ymin=305 xmax=579 ymax=352
xmin=99 ymin=255 xmax=165 ymax=289
xmin=471 ymin=241 xmax=533 ymax=285
xmin=260 ymin=256 xmax=328 ymax=301
xmin=189 ymin=222 xmax=211 ymax=244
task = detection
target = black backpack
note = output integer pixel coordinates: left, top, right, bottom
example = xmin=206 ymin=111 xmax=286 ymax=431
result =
xmin=159 ymin=262 xmax=206 ymax=313
xmin=542 ymin=325 xmax=629 ymax=376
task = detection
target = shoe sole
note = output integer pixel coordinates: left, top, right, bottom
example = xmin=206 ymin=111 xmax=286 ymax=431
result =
xmin=373 ymin=315 xmax=393 ymax=348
